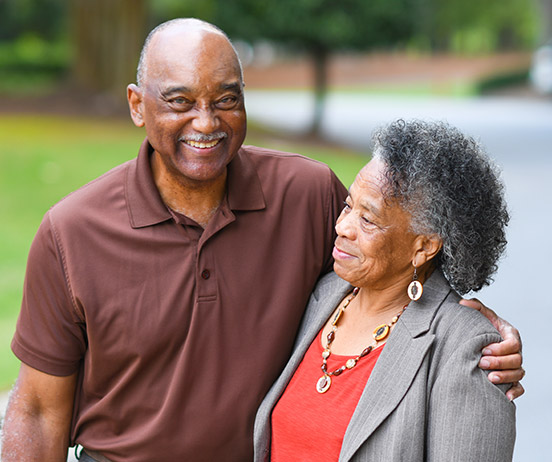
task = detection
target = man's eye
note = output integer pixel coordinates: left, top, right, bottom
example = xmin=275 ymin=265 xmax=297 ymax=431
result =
xmin=171 ymin=97 xmax=189 ymax=105
xmin=216 ymin=96 xmax=238 ymax=109
xmin=342 ymin=201 xmax=351 ymax=211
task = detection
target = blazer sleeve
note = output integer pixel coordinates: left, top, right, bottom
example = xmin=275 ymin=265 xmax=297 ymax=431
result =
xmin=426 ymin=330 xmax=516 ymax=462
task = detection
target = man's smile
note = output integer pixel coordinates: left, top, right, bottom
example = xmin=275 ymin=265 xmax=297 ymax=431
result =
xmin=184 ymin=139 xmax=222 ymax=149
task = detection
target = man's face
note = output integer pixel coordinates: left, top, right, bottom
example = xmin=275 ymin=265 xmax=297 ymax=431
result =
xmin=129 ymin=29 xmax=247 ymax=184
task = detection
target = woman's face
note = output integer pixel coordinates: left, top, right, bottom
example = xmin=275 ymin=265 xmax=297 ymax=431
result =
xmin=333 ymin=159 xmax=419 ymax=290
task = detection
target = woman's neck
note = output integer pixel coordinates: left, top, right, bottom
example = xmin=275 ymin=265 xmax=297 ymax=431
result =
xmin=355 ymin=263 xmax=435 ymax=316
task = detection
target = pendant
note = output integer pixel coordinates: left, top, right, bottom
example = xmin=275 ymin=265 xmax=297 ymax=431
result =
xmin=373 ymin=324 xmax=390 ymax=342
xmin=316 ymin=374 xmax=331 ymax=393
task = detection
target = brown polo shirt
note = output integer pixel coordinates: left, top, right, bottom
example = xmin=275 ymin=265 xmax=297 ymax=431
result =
xmin=12 ymin=139 xmax=347 ymax=462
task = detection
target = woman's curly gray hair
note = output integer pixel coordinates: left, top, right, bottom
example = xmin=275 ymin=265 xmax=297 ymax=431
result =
xmin=372 ymin=119 xmax=509 ymax=295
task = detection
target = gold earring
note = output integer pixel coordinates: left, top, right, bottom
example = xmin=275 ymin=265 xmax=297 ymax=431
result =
xmin=407 ymin=266 xmax=423 ymax=301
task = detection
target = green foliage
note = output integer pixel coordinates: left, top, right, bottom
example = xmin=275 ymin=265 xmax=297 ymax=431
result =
xmin=0 ymin=34 xmax=70 ymax=72
xmin=211 ymin=0 xmax=417 ymax=53
xmin=147 ymin=0 xmax=539 ymax=55
xmin=148 ymin=0 xmax=217 ymax=24
xmin=474 ymin=68 xmax=531 ymax=94
xmin=0 ymin=0 xmax=67 ymax=41
xmin=0 ymin=0 xmax=71 ymax=96
xmin=419 ymin=0 xmax=539 ymax=52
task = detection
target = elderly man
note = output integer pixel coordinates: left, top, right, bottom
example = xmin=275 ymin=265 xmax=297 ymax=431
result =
xmin=2 ymin=19 xmax=523 ymax=462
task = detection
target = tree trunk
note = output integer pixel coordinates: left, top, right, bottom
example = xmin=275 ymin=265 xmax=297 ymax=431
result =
xmin=309 ymin=47 xmax=329 ymax=136
xmin=70 ymin=0 xmax=147 ymax=103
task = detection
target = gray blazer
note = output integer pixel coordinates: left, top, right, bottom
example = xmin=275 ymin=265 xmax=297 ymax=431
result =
xmin=254 ymin=271 xmax=516 ymax=461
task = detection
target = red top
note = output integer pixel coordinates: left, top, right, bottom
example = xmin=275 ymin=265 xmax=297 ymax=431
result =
xmin=271 ymin=329 xmax=383 ymax=461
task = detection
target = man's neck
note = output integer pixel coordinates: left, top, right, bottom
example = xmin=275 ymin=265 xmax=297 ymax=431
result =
xmin=151 ymin=156 xmax=227 ymax=229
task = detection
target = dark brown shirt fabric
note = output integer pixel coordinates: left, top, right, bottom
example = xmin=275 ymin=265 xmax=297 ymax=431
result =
xmin=12 ymin=139 xmax=348 ymax=462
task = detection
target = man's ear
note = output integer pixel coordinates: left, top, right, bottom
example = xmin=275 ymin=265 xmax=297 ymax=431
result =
xmin=413 ymin=234 xmax=443 ymax=267
xmin=127 ymin=84 xmax=145 ymax=127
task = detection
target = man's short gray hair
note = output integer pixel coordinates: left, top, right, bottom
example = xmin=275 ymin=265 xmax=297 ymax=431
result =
xmin=136 ymin=18 xmax=243 ymax=87
xmin=372 ymin=119 xmax=509 ymax=295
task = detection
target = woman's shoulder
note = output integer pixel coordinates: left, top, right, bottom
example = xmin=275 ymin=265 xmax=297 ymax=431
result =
xmin=409 ymin=270 xmax=501 ymax=348
xmin=436 ymin=291 xmax=498 ymax=335
xmin=427 ymin=292 xmax=502 ymax=367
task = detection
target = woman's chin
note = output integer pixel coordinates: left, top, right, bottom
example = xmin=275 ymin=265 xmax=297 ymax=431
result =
xmin=333 ymin=264 xmax=357 ymax=285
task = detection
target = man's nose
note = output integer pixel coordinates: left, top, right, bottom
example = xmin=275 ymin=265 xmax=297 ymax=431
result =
xmin=191 ymin=106 xmax=220 ymax=134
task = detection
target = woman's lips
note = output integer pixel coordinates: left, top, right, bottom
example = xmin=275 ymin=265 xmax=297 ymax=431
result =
xmin=333 ymin=245 xmax=356 ymax=260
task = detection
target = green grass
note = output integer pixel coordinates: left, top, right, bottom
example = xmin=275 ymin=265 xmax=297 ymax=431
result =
xmin=0 ymin=114 xmax=367 ymax=391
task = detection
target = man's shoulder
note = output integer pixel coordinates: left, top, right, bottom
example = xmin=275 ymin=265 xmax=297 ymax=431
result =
xmin=239 ymin=144 xmax=344 ymax=198
xmin=49 ymin=158 xmax=133 ymax=219
xmin=241 ymin=144 xmax=333 ymax=173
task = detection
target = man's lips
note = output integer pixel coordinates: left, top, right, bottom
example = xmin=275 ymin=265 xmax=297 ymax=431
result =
xmin=183 ymin=138 xmax=222 ymax=149
xmin=179 ymin=132 xmax=227 ymax=150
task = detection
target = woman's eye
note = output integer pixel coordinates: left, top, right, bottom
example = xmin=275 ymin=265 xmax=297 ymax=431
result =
xmin=342 ymin=201 xmax=351 ymax=211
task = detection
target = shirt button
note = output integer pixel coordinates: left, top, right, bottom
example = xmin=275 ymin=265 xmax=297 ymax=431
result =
xmin=201 ymin=270 xmax=210 ymax=280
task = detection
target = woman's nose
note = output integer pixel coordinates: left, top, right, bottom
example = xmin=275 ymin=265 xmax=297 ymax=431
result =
xmin=335 ymin=211 xmax=356 ymax=239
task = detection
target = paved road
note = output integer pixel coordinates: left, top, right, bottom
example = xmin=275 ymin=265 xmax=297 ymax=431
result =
xmin=246 ymin=89 xmax=552 ymax=461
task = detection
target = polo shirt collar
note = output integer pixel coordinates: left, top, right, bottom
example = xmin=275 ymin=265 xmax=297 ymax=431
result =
xmin=126 ymin=139 xmax=265 ymax=229
xmin=226 ymin=146 xmax=266 ymax=211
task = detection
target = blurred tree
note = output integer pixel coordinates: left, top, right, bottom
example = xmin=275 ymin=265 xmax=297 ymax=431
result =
xmin=147 ymin=0 xmax=217 ymax=25
xmin=210 ymin=0 xmax=418 ymax=135
xmin=0 ymin=0 xmax=66 ymax=41
xmin=70 ymin=0 xmax=147 ymax=101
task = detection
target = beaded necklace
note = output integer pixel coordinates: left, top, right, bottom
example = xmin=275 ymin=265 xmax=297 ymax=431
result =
xmin=316 ymin=288 xmax=407 ymax=394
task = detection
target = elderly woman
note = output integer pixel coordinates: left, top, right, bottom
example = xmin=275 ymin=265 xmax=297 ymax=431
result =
xmin=254 ymin=120 xmax=516 ymax=461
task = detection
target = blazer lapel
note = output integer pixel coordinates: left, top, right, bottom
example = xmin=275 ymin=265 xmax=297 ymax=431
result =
xmin=278 ymin=274 xmax=353 ymax=397
xmin=293 ymin=273 xmax=353 ymax=352
xmin=340 ymin=271 xmax=453 ymax=462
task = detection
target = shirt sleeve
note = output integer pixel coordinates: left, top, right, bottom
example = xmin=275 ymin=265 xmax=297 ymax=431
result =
xmin=321 ymin=169 xmax=348 ymax=275
xmin=11 ymin=211 xmax=87 ymax=376
xmin=427 ymin=331 xmax=516 ymax=461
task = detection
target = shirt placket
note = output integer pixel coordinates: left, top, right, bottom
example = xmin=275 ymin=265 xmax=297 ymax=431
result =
xmin=196 ymin=241 xmax=217 ymax=302
xmin=194 ymin=205 xmax=236 ymax=303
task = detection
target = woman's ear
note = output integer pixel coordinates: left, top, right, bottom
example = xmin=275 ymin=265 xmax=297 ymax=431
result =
xmin=412 ymin=234 xmax=443 ymax=267
xmin=127 ymin=84 xmax=145 ymax=127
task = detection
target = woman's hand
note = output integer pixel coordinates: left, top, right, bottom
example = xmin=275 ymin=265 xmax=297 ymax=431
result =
xmin=460 ymin=298 xmax=524 ymax=401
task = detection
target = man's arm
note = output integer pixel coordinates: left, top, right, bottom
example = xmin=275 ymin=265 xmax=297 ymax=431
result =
xmin=1 ymin=363 xmax=77 ymax=462
xmin=460 ymin=298 xmax=524 ymax=400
